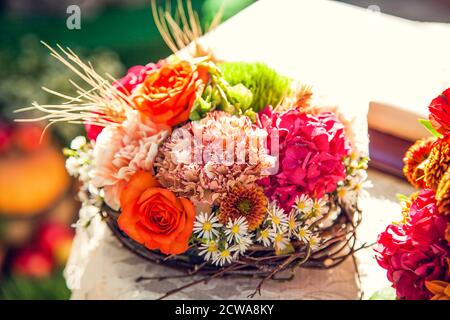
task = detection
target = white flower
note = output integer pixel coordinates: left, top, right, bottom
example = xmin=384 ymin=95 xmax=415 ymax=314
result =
xmin=293 ymin=194 xmax=313 ymax=214
xmin=199 ymin=240 xmax=220 ymax=262
xmin=287 ymin=210 xmax=299 ymax=237
xmin=267 ymin=202 xmax=288 ymax=232
xmin=257 ymin=228 xmax=274 ymax=247
xmin=307 ymin=234 xmax=322 ymax=250
xmin=193 ymin=212 xmax=222 ymax=240
xmin=70 ymin=136 xmax=87 ymax=150
xmin=296 ymin=225 xmax=312 ymax=243
xmin=212 ymin=244 xmax=234 ymax=266
xmin=231 ymin=235 xmax=253 ymax=257
xmin=310 ymin=198 xmax=328 ymax=218
xmin=273 ymin=232 xmax=290 ymax=251
xmin=224 ymin=216 xmax=249 ymax=243
xmin=65 ymin=156 xmax=80 ymax=177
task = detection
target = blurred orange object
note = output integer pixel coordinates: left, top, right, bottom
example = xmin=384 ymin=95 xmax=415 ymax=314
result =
xmin=0 ymin=123 xmax=70 ymax=215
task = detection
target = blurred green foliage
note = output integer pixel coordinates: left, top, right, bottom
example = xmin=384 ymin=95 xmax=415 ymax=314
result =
xmin=0 ymin=271 xmax=70 ymax=300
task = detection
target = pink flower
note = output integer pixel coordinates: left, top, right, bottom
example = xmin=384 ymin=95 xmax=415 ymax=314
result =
xmin=91 ymin=110 xmax=169 ymax=210
xmin=257 ymin=107 xmax=349 ymax=211
xmin=375 ymin=189 xmax=450 ymax=300
xmin=85 ymin=62 xmax=162 ymax=141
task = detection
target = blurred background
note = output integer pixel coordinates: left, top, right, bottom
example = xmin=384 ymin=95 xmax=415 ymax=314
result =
xmin=0 ymin=0 xmax=449 ymax=299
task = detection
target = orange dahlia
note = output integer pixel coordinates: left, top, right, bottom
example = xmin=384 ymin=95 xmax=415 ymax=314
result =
xmin=436 ymin=168 xmax=450 ymax=216
xmin=424 ymin=135 xmax=450 ymax=190
xmin=425 ymin=280 xmax=450 ymax=300
xmin=403 ymin=137 xmax=435 ymax=188
xmin=218 ymin=185 xmax=268 ymax=231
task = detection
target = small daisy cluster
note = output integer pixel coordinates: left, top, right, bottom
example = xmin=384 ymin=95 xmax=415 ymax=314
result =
xmin=256 ymin=196 xmax=326 ymax=253
xmin=64 ymin=136 xmax=103 ymax=227
xmin=193 ymin=193 xmax=327 ymax=265
xmin=336 ymin=154 xmax=371 ymax=207
xmin=194 ymin=212 xmax=253 ymax=266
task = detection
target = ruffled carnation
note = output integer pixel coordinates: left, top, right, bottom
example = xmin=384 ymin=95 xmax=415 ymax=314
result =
xmin=375 ymin=189 xmax=450 ymax=300
xmin=91 ymin=110 xmax=169 ymax=210
xmin=155 ymin=111 xmax=275 ymax=206
xmin=257 ymin=107 xmax=349 ymax=211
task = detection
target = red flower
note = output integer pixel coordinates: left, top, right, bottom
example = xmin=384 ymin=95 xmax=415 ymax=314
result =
xmin=429 ymin=88 xmax=450 ymax=134
xmin=85 ymin=62 xmax=162 ymax=141
xmin=11 ymin=248 xmax=53 ymax=278
xmin=36 ymin=223 xmax=74 ymax=265
xmin=375 ymin=189 xmax=450 ymax=300
xmin=257 ymin=107 xmax=349 ymax=211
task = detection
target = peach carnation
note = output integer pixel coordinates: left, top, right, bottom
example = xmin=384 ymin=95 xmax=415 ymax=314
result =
xmin=92 ymin=110 xmax=169 ymax=210
xmin=155 ymin=111 xmax=275 ymax=206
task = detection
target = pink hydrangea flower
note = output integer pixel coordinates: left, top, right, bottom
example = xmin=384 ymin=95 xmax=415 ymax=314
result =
xmin=257 ymin=106 xmax=349 ymax=211
xmin=375 ymin=189 xmax=450 ymax=300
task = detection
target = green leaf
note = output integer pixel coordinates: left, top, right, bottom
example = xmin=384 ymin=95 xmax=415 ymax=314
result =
xmin=368 ymin=286 xmax=396 ymax=300
xmin=418 ymin=119 xmax=443 ymax=138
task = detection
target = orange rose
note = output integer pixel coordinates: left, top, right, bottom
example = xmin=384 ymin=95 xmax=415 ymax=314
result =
xmin=118 ymin=171 xmax=195 ymax=255
xmin=131 ymin=61 xmax=209 ymax=127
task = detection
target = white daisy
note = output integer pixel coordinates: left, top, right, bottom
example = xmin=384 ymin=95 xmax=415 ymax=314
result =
xmin=293 ymin=194 xmax=313 ymax=214
xmin=267 ymin=202 xmax=288 ymax=232
xmin=198 ymin=240 xmax=220 ymax=262
xmin=224 ymin=216 xmax=249 ymax=243
xmin=287 ymin=210 xmax=299 ymax=237
xmin=256 ymin=227 xmax=274 ymax=247
xmin=273 ymin=232 xmax=290 ymax=251
xmin=310 ymin=198 xmax=328 ymax=219
xmin=296 ymin=225 xmax=312 ymax=243
xmin=212 ymin=244 xmax=234 ymax=266
xmin=193 ymin=212 xmax=222 ymax=240
xmin=307 ymin=234 xmax=322 ymax=250
xmin=231 ymin=235 xmax=253 ymax=257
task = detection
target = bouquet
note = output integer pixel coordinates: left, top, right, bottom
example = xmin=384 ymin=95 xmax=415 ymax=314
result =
xmin=18 ymin=1 xmax=369 ymax=298
xmin=375 ymin=88 xmax=450 ymax=300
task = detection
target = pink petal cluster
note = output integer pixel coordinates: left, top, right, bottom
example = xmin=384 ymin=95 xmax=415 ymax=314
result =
xmin=155 ymin=111 xmax=275 ymax=206
xmin=91 ymin=110 xmax=169 ymax=210
xmin=85 ymin=62 xmax=161 ymax=141
xmin=375 ymin=189 xmax=450 ymax=300
xmin=257 ymin=107 xmax=349 ymax=211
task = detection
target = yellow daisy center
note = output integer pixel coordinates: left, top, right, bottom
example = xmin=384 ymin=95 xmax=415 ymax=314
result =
xmin=298 ymin=228 xmax=306 ymax=238
xmin=203 ymin=221 xmax=212 ymax=231
xmin=207 ymin=243 xmax=218 ymax=252
xmin=272 ymin=216 xmax=280 ymax=225
xmin=231 ymin=224 xmax=240 ymax=234
xmin=297 ymin=202 xmax=305 ymax=210
xmin=260 ymin=229 xmax=269 ymax=238
xmin=220 ymin=249 xmax=230 ymax=258
xmin=274 ymin=234 xmax=283 ymax=243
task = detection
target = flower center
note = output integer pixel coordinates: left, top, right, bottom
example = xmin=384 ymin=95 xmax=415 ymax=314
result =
xmin=260 ymin=229 xmax=269 ymax=238
xmin=272 ymin=216 xmax=280 ymax=225
xmin=237 ymin=199 xmax=252 ymax=215
xmin=207 ymin=243 xmax=217 ymax=252
xmin=231 ymin=224 xmax=240 ymax=234
xmin=220 ymin=249 xmax=230 ymax=258
xmin=203 ymin=221 xmax=212 ymax=231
